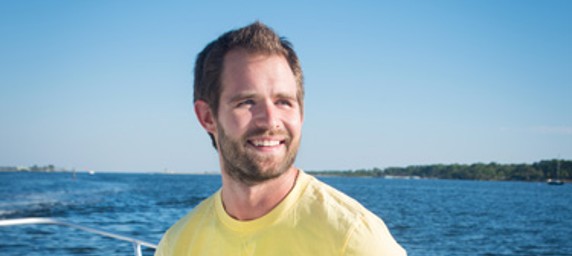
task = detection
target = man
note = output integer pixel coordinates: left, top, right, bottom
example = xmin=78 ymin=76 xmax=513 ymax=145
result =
xmin=156 ymin=21 xmax=406 ymax=255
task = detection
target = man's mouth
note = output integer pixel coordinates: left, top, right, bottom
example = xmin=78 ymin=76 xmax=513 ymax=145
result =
xmin=248 ymin=139 xmax=284 ymax=147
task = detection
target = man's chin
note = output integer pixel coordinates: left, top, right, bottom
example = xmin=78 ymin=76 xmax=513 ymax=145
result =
xmin=251 ymin=164 xmax=289 ymax=179
xmin=236 ymin=163 xmax=292 ymax=185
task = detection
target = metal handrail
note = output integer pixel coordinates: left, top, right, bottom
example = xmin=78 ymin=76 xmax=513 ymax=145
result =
xmin=0 ymin=217 xmax=157 ymax=256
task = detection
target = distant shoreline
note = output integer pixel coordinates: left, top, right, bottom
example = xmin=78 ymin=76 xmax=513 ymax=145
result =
xmin=307 ymin=159 xmax=571 ymax=183
xmin=2 ymin=159 xmax=570 ymax=183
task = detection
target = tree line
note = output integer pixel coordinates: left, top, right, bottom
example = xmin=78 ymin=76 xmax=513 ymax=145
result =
xmin=308 ymin=159 xmax=571 ymax=182
xmin=0 ymin=165 xmax=57 ymax=172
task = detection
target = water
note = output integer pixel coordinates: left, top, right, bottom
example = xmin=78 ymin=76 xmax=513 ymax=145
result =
xmin=1 ymin=172 xmax=571 ymax=255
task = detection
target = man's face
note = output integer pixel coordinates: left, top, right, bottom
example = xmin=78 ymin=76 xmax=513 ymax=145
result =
xmin=215 ymin=49 xmax=303 ymax=185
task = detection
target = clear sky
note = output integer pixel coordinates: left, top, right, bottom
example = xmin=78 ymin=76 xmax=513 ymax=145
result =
xmin=1 ymin=1 xmax=571 ymax=173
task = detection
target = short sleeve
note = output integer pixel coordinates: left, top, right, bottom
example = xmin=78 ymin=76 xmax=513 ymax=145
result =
xmin=343 ymin=213 xmax=407 ymax=256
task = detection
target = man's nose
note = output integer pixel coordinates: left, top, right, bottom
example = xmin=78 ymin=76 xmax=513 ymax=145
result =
xmin=253 ymin=101 xmax=280 ymax=129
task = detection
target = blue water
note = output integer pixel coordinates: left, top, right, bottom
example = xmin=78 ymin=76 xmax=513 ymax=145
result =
xmin=1 ymin=172 xmax=571 ymax=255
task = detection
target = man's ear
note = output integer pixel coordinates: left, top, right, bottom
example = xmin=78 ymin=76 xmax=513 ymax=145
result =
xmin=194 ymin=100 xmax=216 ymax=134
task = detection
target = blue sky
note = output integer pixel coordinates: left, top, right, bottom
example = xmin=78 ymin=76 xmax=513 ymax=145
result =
xmin=1 ymin=1 xmax=570 ymax=173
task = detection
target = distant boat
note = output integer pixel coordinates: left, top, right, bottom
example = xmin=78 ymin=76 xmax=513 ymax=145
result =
xmin=88 ymin=170 xmax=96 ymax=175
xmin=547 ymin=160 xmax=564 ymax=185
xmin=547 ymin=179 xmax=564 ymax=185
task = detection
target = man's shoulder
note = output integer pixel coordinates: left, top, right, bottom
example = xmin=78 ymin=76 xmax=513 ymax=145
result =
xmin=302 ymin=173 xmax=373 ymax=218
xmin=296 ymin=173 xmax=385 ymax=236
xmin=155 ymin=193 xmax=218 ymax=256
xmin=300 ymin=174 xmax=407 ymax=255
xmin=162 ymin=192 xmax=218 ymax=236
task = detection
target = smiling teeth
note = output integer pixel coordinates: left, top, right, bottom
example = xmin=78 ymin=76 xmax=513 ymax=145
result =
xmin=252 ymin=140 xmax=280 ymax=147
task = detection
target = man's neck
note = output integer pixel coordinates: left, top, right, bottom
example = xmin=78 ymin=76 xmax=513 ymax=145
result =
xmin=220 ymin=167 xmax=299 ymax=221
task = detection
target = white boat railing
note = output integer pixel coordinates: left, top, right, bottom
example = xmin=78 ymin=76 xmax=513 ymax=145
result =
xmin=0 ymin=217 xmax=157 ymax=256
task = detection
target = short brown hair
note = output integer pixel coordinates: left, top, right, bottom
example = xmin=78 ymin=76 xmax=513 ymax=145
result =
xmin=193 ymin=21 xmax=304 ymax=148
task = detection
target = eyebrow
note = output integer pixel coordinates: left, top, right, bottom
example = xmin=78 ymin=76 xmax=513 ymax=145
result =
xmin=274 ymin=93 xmax=297 ymax=101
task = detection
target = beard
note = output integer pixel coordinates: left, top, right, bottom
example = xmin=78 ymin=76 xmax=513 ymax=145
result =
xmin=217 ymin=123 xmax=300 ymax=186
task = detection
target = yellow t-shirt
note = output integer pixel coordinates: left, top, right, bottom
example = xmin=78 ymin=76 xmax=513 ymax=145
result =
xmin=155 ymin=171 xmax=406 ymax=256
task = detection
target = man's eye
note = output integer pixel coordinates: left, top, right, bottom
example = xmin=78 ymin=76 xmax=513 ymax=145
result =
xmin=277 ymin=100 xmax=293 ymax=107
xmin=237 ymin=99 xmax=255 ymax=107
